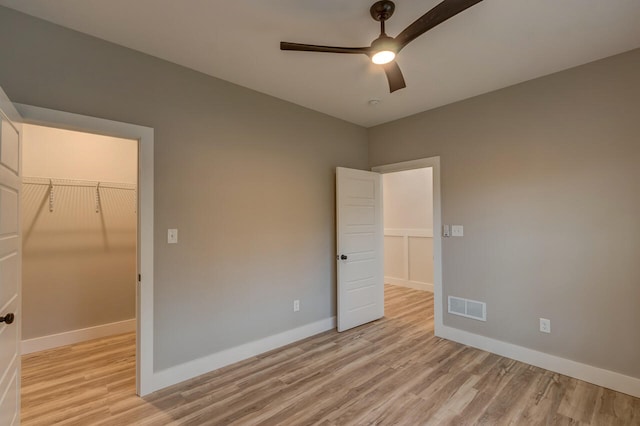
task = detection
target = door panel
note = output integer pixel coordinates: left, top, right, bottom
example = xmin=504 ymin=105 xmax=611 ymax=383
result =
xmin=0 ymin=297 xmax=18 ymax=375
xmin=342 ymin=232 xmax=375 ymax=253
xmin=0 ymin=117 xmax=19 ymax=174
xmin=0 ymin=253 xmax=18 ymax=315
xmin=336 ymin=167 xmax=383 ymax=332
xmin=0 ymin=186 xmax=18 ymax=236
xmin=342 ymin=177 xmax=375 ymax=198
xmin=343 ymin=259 xmax=376 ymax=284
xmin=0 ymin=87 xmax=22 ymax=426
xmin=344 ymin=206 xmax=375 ymax=226
xmin=346 ymin=285 xmax=377 ymax=308
xmin=0 ymin=368 xmax=18 ymax=426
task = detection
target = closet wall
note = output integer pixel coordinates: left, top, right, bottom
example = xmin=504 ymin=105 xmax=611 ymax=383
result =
xmin=383 ymin=168 xmax=434 ymax=291
xmin=22 ymin=124 xmax=137 ymax=345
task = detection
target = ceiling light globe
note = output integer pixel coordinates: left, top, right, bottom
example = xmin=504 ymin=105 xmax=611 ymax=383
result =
xmin=370 ymin=34 xmax=397 ymax=65
xmin=372 ymin=50 xmax=395 ymax=65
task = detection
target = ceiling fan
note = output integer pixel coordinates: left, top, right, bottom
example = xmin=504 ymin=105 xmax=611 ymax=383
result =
xmin=281 ymin=0 xmax=484 ymax=93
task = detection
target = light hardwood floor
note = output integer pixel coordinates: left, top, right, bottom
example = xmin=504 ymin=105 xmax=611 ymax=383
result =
xmin=22 ymin=285 xmax=640 ymax=425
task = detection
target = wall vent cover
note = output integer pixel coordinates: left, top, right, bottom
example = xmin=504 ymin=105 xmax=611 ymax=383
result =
xmin=448 ymin=296 xmax=486 ymax=321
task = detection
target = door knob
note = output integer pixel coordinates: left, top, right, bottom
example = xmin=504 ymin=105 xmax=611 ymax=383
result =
xmin=0 ymin=313 xmax=14 ymax=325
xmin=340 ymin=254 xmax=348 ymax=260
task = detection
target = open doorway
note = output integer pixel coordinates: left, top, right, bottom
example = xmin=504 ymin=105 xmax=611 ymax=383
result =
xmin=373 ymin=157 xmax=443 ymax=336
xmin=20 ymin=124 xmax=138 ymax=419
xmin=21 ymin=124 xmax=138 ymax=352
xmin=15 ymin=103 xmax=155 ymax=396
xmin=382 ymin=167 xmax=434 ymax=293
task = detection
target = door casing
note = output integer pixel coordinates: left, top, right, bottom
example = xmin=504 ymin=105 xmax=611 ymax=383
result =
xmin=16 ymin=104 xmax=155 ymax=396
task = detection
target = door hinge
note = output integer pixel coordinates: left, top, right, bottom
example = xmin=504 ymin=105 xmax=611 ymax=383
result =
xmin=138 ymin=274 xmax=141 ymax=282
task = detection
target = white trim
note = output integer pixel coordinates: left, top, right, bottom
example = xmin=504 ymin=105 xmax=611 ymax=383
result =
xmin=384 ymin=228 xmax=433 ymax=238
xmin=386 ymin=279 xmax=433 ymax=292
xmin=438 ymin=325 xmax=640 ymax=398
xmin=15 ymin=104 xmax=154 ymax=396
xmin=373 ymin=157 xmax=443 ymax=335
xmin=151 ymin=317 xmax=336 ymax=393
xmin=21 ymin=319 xmax=136 ymax=355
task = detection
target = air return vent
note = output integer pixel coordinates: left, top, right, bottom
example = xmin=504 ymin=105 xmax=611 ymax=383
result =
xmin=448 ymin=296 xmax=486 ymax=321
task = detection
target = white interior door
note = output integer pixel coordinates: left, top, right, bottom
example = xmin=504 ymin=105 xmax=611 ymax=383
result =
xmin=336 ymin=167 xmax=384 ymax=332
xmin=0 ymin=87 xmax=22 ymax=426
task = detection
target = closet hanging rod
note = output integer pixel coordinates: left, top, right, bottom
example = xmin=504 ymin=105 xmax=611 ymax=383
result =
xmin=23 ymin=176 xmax=136 ymax=191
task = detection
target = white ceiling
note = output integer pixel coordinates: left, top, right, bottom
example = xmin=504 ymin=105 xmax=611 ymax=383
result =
xmin=2 ymin=0 xmax=640 ymax=127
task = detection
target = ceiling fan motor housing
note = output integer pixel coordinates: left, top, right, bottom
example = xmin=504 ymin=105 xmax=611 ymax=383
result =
xmin=370 ymin=1 xmax=395 ymax=22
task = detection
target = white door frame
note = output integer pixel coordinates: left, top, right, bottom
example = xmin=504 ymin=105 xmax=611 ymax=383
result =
xmin=372 ymin=157 xmax=443 ymax=335
xmin=15 ymin=104 xmax=154 ymax=396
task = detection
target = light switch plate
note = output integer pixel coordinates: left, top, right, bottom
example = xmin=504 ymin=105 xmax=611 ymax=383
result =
xmin=539 ymin=318 xmax=551 ymax=333
xmin=452 ymin=225 xmax=464 ymax=237
xmin=168 ymin=229 xmax=178 ymax=244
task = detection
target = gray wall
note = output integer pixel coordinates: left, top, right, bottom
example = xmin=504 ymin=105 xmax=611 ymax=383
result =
xmin=0 ymin=7 xmax=368 ymax=370
xmin=369 ymin=48 xmax=640 ymax=378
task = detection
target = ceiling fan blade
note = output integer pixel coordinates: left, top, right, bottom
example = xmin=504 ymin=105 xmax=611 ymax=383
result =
xmin=395 ymin=0 xmax=484 ymax=50
xmin=280 ymin=42 xmax=370 ymax=55
xmin=382 ymin=61 xmax=406 ymax=93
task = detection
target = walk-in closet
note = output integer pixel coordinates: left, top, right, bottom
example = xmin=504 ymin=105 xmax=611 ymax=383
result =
xmin=21 ymin=124 xmax=138 ymax=354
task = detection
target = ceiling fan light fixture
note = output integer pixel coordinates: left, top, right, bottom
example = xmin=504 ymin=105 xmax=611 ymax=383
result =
xmin=280 ymin=0 xmax=486 ymax=93
xmin=372 ymin=50 xmax=395 ymax=65
xmin=370 ymin=35 xmax=397 ymax=65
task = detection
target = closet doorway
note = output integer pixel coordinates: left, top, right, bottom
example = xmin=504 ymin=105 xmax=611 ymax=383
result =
xmin=20 ymin=124 xmax=139 ymax=398
xmin=15 ymin=103 xmax=154 ymax=396
xmin=21 ymin=124 xmax=138 ymax=348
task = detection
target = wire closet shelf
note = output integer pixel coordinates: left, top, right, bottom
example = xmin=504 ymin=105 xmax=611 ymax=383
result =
xmin=23 ymin=176 xmax=137 ymax=213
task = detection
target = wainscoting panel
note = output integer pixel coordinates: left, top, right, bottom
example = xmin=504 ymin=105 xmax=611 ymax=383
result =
xmin=383 ymin=235 xmax=404 ymax=279
xmin=384 ymin=228 xmax=433 ymax=292
xmin=409 ymin=236 xmax=433 ymax=284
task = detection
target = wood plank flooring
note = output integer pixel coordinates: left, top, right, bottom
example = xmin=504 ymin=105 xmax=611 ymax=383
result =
xmin=21 ymin=285 xmax=640 ymax=425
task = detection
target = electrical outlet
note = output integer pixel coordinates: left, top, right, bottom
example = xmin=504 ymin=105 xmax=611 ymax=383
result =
xmin=539 ymin=318 xmax=551 ymax=333
xmin=293 ymin=300 xmax=300 ymax=312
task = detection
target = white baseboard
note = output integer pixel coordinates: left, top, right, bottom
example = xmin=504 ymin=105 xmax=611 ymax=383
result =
xmin=386 ymin=277 xmax=434 ymax=292
xmin=151 ymin=316 xmax=336 ymax=393
xmin=438 ymin=325 xmax=640 ymax=398
xmin=21 ymin=318 xmax=136 ymax=355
